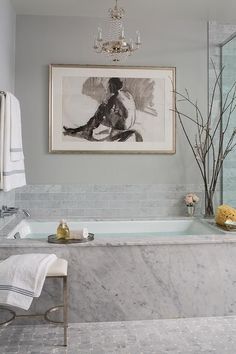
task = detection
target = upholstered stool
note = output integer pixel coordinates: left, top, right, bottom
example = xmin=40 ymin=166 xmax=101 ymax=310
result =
xmin=0 ymin=258 xmax=68 ymax=346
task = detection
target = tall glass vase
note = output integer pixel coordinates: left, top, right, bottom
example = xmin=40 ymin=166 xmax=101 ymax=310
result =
xmin=204 ymin=189 xmax=215 ymax=218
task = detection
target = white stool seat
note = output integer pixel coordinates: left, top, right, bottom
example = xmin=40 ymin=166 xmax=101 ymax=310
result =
xmin=47 ymin=258 xmax=68 ymax=277
xmin=0 ymin=257 xmax=68 ymax=277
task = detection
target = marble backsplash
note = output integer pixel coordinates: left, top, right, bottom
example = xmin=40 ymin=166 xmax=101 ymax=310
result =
xmin=0 ymin=189 xmax=16 ymax=229
xmin=13 ymin=184 xmax=205 ymax=219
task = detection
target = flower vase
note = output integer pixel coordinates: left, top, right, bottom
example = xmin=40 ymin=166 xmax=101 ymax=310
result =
xmin=204 ymin=196 xmax=214 ymax=218
xmin=187 ymin=205 xmax=195 ymax=217
xmin=204 ymin=189 xmax=218 ymax=219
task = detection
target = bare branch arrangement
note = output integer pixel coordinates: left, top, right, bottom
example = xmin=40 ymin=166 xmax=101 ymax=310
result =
xmin=173 ymin=62 xmax=236 ymax=216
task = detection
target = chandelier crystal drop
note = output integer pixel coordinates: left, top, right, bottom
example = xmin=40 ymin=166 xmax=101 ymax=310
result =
xmin=93 ymin=0 xmax=141 ymax=62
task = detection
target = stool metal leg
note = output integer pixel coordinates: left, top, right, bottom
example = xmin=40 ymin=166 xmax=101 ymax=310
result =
xmin=63 ymin=276 xmax=68 ymax=346
xmin=44 ymin=275 xmax=68 ymax=346
xmin=0 ymin=307 xmax=16 ymax=327
xmin=0 ymin=272 xmax=68 ymax=347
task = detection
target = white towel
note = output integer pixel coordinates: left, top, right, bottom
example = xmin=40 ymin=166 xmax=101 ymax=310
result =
xmin=0 ymin=94 xmax=5 ymax=190
xmin=70 ymin=228 xmax=89 ymax=240
xmin=0 ymin=92 xmax=26 ymax=191
xmin=9 ymin=94 xmax=24 ymax=161
xmin=0 ymin=254 xmax=57 ymax=310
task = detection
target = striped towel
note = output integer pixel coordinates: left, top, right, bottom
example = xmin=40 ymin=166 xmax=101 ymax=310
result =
xmin=0 ymin=92 xmax=26 ymax=191
xmin=0 ymin=254 xmax=57 ymax=310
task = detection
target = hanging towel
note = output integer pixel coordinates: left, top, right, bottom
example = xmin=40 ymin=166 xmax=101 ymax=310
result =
xmin=0 ymin=254 xmax=57 ymax=310
xmin=0 ymin=94 xmax=5 ymax=190
xmin=9 ymin=94 xmax=24 ymax=161
xmin=0 ymin=92 xmax=26 ymax=191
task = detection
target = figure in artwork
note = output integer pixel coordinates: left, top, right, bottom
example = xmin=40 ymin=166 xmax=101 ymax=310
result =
xmin=63 ymin=76 xmax=158 ymax=142
xmin=63 ymin=77 xmax=143 ymax=141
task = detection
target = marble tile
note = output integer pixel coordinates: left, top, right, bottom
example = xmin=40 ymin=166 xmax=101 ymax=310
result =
xmin=1 ymin=240 xmax=236 ymax=323
xmin=1 ymin=316 xmax=236 ymax=353
xmin=14 ymin=184 xmax=205 ymax=220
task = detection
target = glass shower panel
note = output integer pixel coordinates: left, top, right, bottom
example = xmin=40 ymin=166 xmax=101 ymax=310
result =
xmin=222 ymin=36 xmax=236 ymax=206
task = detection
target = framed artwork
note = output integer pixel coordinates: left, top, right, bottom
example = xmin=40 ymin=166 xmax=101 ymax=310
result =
xmin=49 ymin=64 xmax=176 ymax=153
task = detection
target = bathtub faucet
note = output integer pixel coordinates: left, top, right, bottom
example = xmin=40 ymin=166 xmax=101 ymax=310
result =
xmin=0 ymin=205 xmax=19 ymax=218
xmin=0 ymin=206 xmax=31 ymax=218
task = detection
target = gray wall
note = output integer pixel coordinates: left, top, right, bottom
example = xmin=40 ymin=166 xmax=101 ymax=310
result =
xmin=0 ymin=0 xmax=16 ymax=92
xmin=15 ymin=15 xmax=208 ymax=185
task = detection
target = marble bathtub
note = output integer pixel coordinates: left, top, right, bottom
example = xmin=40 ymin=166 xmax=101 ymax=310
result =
xmin=1 ymin=217 xmax=236 ymax=323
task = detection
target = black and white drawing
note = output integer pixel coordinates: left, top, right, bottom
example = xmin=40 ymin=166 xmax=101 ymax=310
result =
xmin=49 ymin=65 xmax=175 ymax=153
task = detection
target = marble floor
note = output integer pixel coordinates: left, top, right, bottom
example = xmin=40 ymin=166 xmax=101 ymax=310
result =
xmin=1 ymin=316 xmax=236 ymax=354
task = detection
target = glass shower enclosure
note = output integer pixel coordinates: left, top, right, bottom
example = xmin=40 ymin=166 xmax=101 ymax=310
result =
xmin=220 ymin=34 xmax=236 ymax=206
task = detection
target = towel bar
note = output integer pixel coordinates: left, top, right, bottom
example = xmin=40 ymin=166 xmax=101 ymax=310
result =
xmin=0 ymin=258 xmax=68 ymax=346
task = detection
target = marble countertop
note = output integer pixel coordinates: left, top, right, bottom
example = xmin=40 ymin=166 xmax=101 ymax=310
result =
xmin=0 ymin=215 xmax=236 ymax=248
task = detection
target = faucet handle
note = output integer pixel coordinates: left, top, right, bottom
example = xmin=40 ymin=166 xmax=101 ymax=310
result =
xmin=22 ymin=209 xmax=31 ymax=217
xmin=2 ymin=205 xmax=7 ymax=211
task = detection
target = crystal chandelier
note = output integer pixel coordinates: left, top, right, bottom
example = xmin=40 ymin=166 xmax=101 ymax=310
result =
xmin=93 ymin=0 xmax=141 ymax=62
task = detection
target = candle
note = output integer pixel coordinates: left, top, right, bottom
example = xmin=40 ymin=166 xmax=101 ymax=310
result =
xmin=130 ymin=39 xmax=134 ymax=50
xmin=94 ymin=38 xmax=99 ymax=49
xmin=136 ymin=30 xmax=141 ymax=45
xmin=120 ymin=25 xmax=125 ymax=39
xmin=97 ymin=27 xmax=103 ymax=41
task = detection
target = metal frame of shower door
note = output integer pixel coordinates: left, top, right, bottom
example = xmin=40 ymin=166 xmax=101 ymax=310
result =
xmin=219 ymin=42 xmax=224 ymax=205
xmin=0 ymin=274 xmax=68 ymax=347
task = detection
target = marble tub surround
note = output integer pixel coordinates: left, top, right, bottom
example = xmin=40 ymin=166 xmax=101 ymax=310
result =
xmin=0 ymin=214 xmax=20 ymax=238
xmin=0 ymin=214 xmax=17 ymax=235
xmin=15 ymin=184 xmax=205 ymax=219
xmin=1 ymin=240 xmax=236 ymax=323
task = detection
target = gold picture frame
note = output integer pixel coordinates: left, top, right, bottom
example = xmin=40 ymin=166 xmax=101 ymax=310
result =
xmin=49 ymin=64 xmax=176 ymax=153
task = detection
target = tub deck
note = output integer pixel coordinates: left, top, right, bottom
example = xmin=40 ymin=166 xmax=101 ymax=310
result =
xmin=4 ymin=217 xmax=234 ymax=246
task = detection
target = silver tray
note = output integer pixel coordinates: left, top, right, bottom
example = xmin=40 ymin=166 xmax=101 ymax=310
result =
xmin=48 ymin=233 xmax=94 ymax=244
xmin=224 ymin=221 xmax=236 ymax=231
xmin=214 ymin=222 xmax=236 ymax=232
